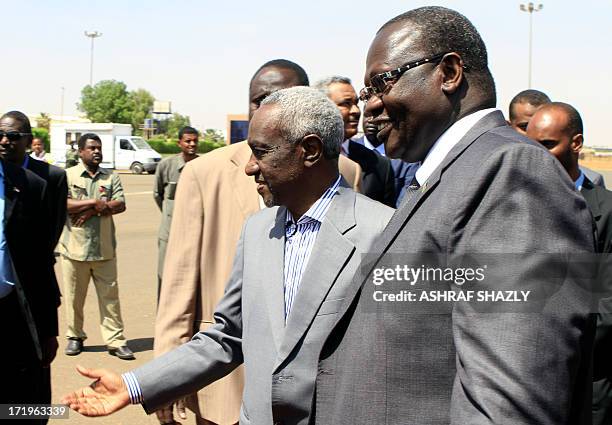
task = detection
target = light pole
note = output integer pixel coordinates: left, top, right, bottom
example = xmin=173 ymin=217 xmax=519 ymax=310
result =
xmin=60 ymin=86 xmax=65 ymax=119
xmin=519 ymin=2 xmax=543 ymax=88
xmin=84 ymin=30 xmax=102 ymax=86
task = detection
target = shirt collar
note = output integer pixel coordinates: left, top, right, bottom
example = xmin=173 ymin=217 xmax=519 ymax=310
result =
xmin=415 ymin=108 xmax=498 ymax=185
xmin=0 ymin=159 xmax=4 ymax=179
xmin=22 ymin=155 xmax=29 ymax=169
xmin=77 ymin=162 xmax=107 ymax=178
xmin=286 ymin=175 xmax=341 ymax=227
xmin=341 ymin=140 xmax=350 ymax=156
xmin=574 ymin=170 xmax=585 ymax=191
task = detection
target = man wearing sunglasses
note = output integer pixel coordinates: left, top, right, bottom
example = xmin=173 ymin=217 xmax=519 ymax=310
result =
xmin=0 ymin=118 xmax=59 ymax=421
xmin=316 ymin=6 xmax=596 ymax=425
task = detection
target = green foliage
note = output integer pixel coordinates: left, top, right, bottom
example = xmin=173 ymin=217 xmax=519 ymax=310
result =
xmin=37 ymin=113 xmax=51 ymax=130
xmin=78 ymin=80 xmax=133 ymax=124
xmin=157 ymin=113 xmax=191 ymax=137
xmin=130 ymin=88 xmax=155 ymax=134
xmin=147 ymin=137 xmax=224 ymax=155
xmin=202 ymin=128 xmax=225 ymax=144
xmin=32 ymin=128 xmax=50 ymax=151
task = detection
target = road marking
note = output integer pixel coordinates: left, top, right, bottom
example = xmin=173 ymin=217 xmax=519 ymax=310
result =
xmin=125 ymin=191 xmax=153 ymax=196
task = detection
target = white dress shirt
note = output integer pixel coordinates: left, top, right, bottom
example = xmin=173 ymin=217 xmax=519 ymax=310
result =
xmin=415 ymin=108 xmax=498 ymax=186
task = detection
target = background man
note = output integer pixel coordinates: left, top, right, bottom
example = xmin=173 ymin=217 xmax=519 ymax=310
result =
xmin=65 ymin=141 xmax=79 ymax=169
xmin=316 ymin=76 xmax=396 ymax=207
xmin=509 ymin=89 xmax=605 ymax=187
xmin=152 ymin=59 xmax=361 ymax=425
xmin=61 ymin=86 xmax=394 ymax=425
xmin=60 ymin=133 xmax=133 ymax=360
xmin=527 ymin=102 xmax=612 ymax=425
xmin=0 ymin=130 xmax=57 ymax=422
xmin=30 ymin=136 xmax=53 ymax=163
xmin=316 ymin=7 xmax=596 ymax=424
xmin=153 ymin=125 xmax=199 ymax=299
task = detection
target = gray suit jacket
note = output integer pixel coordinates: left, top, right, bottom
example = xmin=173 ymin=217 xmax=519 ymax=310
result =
xmin=133 ymin=186 xmax=393 ymax=424
xmin=315 ymin=111 xmax=597 ymax=425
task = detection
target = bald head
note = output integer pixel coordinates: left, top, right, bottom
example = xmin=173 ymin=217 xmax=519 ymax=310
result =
xmin=527 ymin=102 xmax=584 ymax=180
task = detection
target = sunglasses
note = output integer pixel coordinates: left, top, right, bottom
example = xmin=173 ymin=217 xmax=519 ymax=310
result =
xmin=0 ymin=131 xmax=32 ymax=142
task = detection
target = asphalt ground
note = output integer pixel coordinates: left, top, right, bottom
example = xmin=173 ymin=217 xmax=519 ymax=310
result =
xmin=46 ymin=169 xmax=612 ymax=424
xmin=50 ymin=173 xmax=198 ymax=424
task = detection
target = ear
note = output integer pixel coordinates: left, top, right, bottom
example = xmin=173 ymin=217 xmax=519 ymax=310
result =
xmin=439 ymin=53 xmax=464 ymax=95
xmin=301 ymin=134 xmax=324 ymax=167
xmin=571 ymin=133 xmax=583 ymax=154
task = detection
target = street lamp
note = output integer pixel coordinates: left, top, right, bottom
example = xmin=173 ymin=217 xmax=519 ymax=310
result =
xmin=84 ymin=30 xmax=103 ymax=86
xmin=519 ymin=2 xmax=543 ymax=88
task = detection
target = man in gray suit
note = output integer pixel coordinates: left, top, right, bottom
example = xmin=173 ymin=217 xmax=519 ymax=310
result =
xmin=315 ymin=7 xmax=596 ymax=424
xmin=61 ymin=87 xmax=394 ymax=424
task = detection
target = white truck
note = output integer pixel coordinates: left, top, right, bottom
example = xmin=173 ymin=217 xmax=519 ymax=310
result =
xmin=50 ymin=123 xmax=162 ymax=173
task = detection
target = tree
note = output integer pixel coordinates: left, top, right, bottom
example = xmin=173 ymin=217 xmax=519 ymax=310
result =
xmin=129 ymin=88 xmax=155 ymax=134
xmin=202 ymin=129 xmax=225 ymax=145
xmin=37 ymin=112 xmax=51 ymax=130
xmin=159 ymin=113 xmax=191 ymax=138
xmin=78 ymin=80 xmax=133 ymax=124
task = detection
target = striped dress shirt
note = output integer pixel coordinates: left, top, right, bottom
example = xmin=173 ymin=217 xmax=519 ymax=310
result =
xmin=122 ymin=174 xmax=342 ymax=405
xmin=283 ymin=175 xmax=341 ymax=319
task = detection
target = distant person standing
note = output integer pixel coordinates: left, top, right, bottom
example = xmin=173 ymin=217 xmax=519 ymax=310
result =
xmin=509 ymin=89 xmax=605 ymax=187
xmin=153 ymin=126 xmax=199 ymax=299
xmin=60 ymin=133 xmax=134 ymax=360
xmin=65 ymin=141 xmax=79 ymax=168
xmin=30 ymin=137 xmax=54 ymax=164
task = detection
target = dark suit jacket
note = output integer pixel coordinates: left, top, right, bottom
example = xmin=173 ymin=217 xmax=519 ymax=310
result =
xmin=26 ymin=158 xmax=67 ymax=305
xmin=26 ymin=158 xmax=67 ymax=248
xmin=582 ymin=177 xmax=612 ymax=425
xmin=316 ymin=111 xmax=596 ymax=424
xmin=1 ymin=159 xmax=58 ymax=363
xmin=347 ymin=141 xmax=395 ymax=207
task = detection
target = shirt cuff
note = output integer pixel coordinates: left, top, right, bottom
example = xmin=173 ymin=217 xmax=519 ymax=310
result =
xmin=121 ymin=372 xmax=144 ymax=405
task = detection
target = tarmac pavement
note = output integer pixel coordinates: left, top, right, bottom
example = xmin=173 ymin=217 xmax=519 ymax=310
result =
xmin=51 ymin=173 xmax=198 ymax=424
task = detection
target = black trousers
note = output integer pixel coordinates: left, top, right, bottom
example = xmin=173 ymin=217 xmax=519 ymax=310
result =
xmin=0 ymin=292 xmax=51 ymax=425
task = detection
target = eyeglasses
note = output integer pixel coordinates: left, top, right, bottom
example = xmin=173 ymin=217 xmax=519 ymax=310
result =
xmin=0 ymin=131 xmax=31 ymax=142
xmin=359 ymin=52 xmax=449 ymax=102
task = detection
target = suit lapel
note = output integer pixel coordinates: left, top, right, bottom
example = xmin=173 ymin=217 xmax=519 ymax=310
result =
xmin=230 ymin=142 xmax=259 ymax=218
xmin=2 ymin=164 xmax=20 ymax=227
xmin=264 ymin=207 xmax=289 ymax=350
xmin=338 ymin=111 xmax=508 ymax=318
xmin=274 ymin=188 xmax=356 ymax=370
xmin=581 ymin=178 xmax=601 ymax=220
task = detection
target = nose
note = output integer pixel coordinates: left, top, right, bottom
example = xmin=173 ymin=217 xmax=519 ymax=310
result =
xmin=350 ymin=103 xmax=361 ymax=118
xmin=244 ymin=153 xmax=259 ymax=176
xmin=364 ymin=95 xmax=383 ymax=117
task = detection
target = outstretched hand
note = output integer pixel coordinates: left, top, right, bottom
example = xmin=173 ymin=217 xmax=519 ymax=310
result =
xmin=60 ymin=365 xmax=131 ymax=417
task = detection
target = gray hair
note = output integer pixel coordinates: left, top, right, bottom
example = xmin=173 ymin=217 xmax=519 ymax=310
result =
xmin=260 ymin=86 xmax=343 ymax=159
xmin=314 ymin=76 xmax=352 ymax=96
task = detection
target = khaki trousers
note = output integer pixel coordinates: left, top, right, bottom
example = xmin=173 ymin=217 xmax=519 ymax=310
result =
xmin=61 ymin=256 xmax=127 ymax=348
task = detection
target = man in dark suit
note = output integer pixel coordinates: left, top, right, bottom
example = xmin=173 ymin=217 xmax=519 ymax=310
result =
xmin=315 ymin=76 xmax=396 ymax=207
xmin=0 ymin=111 xmax=67 ymax=248
xmin=0 ymin=152 xmax=58 ymax=420
xmin=527 ymin=102 xmax=612 ymax=425
xmin=316 ymin=7 xmax=596 ymax=424
xmin=509 ymin=89 xmax=606 ymax=187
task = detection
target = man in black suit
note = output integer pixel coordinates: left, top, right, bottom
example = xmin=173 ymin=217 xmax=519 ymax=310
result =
xmin=527 ymin=102 xmax=612 ymax=425
xmin=315 ymin=76 xmax=396 ymax=207
xmin=316 ymin=7 xmax=595 ymax=424
xmin=509 ymin=89 xmax=606 ymax=187
xmin=0 ymin=111 xmax=67 ymax=248
xmin=0 ymin=152 xmax=57 ymax=421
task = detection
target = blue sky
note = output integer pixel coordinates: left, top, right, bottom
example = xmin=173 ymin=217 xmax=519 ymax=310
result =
xmin=3 ymin=0 xmax=611 ymax=146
